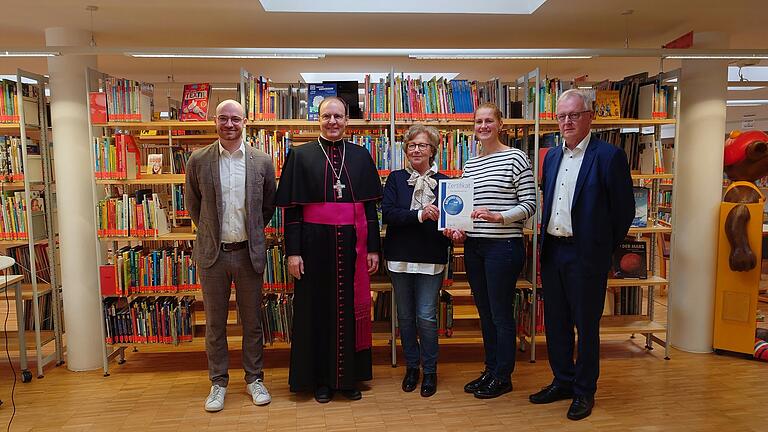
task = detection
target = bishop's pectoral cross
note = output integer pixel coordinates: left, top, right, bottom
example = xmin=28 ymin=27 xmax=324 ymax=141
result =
xmin=333 ymin=179 xmax=346 ymax=198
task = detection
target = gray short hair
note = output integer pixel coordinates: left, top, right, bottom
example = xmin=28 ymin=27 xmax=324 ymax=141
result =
xmin=558 ymin=89 xmax=592 ymax=112
xmin=403 ymin=124 xmax=440 ymax=165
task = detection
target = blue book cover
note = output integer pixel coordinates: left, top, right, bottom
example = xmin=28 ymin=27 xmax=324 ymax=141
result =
xmin=632 ymin=187 xmax=649 ymax=227
xmin=307 ymin=83 xmax=337 ymax=121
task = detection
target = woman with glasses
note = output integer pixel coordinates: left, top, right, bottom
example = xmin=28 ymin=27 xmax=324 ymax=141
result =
xmin=382 ymin=124 xmax=451 ymax=398
xmin=444 ymin=102 xmax=536 ymax=399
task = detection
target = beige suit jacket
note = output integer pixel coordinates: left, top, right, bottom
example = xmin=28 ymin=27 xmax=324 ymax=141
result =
xmin=185 ymin=140 xmax=277 ymax=272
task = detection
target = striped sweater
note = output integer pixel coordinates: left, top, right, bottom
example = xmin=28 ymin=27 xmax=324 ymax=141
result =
xmin=462 ymin=148 xmax=536 ymax=238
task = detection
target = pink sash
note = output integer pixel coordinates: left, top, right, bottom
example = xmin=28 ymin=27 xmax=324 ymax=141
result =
xmin=303 ymin=202 xmax=372 ymax=352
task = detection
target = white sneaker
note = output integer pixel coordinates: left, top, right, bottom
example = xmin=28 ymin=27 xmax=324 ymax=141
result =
xmin=205 ymin=384 xmax=227 ymax=412
xmin=247 ymin=378 xmax=272 ymax=406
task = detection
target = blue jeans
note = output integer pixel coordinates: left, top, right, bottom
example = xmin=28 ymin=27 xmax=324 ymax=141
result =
xmin=464 ymin=237 xmax=525 ymax=383
xmin=389 ymin=271 xmax=443 ymax=374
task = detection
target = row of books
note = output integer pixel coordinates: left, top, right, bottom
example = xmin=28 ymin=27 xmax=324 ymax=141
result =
xmin=537 ymin=78 xmax=563 ymax=120
xmin=22 ymin=292 xmax=55 ymax=331
xmin=5 ymin=243 xmax=52 ymax=284
xmin=0 ymin=136 xmax=25 ymax=181
xmin=92 ymin=134 xmax=140 ymax=180
xmin=98 ymin=243 xmax=292 ymax=296
xmin=244 ymin=74 xmax=308 ymax=121
xmin=243 ymin=74 xmax=276 ymax=121
xmin=134 ymin=147 xmax=191 ymax=176
xmin=265 ymin=208 xmax=284 ymax=235
xmin=605 ymin=286 xmax=644 ymax=316
xmin=103 ymin=296 xmax=195 ymax=345
xmin=516 ymin=289 xmax=544 ymax=337
xmin=92 ymin=76 xmax=154 ymax=122
xmin=96 ymin=191 xmax=170 ymax=237
xmin=0 ymin=192 xmax=42 ymax=240
xmin=0 ymin=80 xmax=39 ymax=124
xmin=262 ymin=292 xmax=293 ymax=344
xmin=246 ymin=130 xmax=293 ymax=177
xmin=264 ymin=244 xmax=292 ymax=291
xmin=99 ymin=245 xmax=200 ymax=296
xmin=172 ymin=185 xmax=188 ymax=218
xmin=391 ymin=75 xmax=479 ymax=120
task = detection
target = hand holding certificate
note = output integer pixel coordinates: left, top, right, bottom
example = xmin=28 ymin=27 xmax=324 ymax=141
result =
xmin=438 ymin=178 xmax=474 ymax=231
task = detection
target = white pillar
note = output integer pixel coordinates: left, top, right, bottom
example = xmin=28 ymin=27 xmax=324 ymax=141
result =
xmin=668 ymin=33 xmax=729 ymax=353
xmin=45 ymin=27 xmax=103 ymax=370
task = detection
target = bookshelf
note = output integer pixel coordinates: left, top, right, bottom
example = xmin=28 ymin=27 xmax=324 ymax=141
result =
xmin=86 ymin=65 xmax=680 ymax=373
xmin=1 ymin=69 xmax=65 ymax=381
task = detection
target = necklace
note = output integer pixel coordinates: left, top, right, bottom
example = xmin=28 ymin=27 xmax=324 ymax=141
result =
xmin=318 ymin=139 xmax=347 ymax=198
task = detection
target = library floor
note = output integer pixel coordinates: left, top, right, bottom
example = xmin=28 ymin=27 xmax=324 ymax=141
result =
xmin=1 ymin=304 xmax=767 ymax=431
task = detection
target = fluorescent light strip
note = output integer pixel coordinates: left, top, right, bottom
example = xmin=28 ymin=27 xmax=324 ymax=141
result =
xmin=409 ymin=55 xmax=592 ymax=60
xmin=666 ymin=55 xmax=768 ymax=60
xmin=128 ymin=53 xmax=324 ymax=59
xmin=259 ymin=0 xmax=547 ymax=14
xmin=727 ymin=99 xmax=768 ymax=106
xmin=1 ymin=51 xmax=59 ymax=57
xmin=728 ymin=86 xmax=765 ymax=91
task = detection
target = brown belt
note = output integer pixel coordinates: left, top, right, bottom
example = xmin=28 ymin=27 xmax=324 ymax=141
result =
xmin=221 ymin=241 xmax=248 ymax=251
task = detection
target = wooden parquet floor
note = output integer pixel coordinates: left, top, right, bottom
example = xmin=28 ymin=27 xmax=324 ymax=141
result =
xmin=0 ymin=337 xmax=766 ymax=432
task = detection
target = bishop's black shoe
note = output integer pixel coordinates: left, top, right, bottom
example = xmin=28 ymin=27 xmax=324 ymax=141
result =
xmin=420 ymin=373 xmax=437 ymax=398
xmin=529 ymin=384 xmax=574 ymax=404
xmin=314 ymin=386 xmax=332 ymax=404
xmin=402 ymin=367 xmax=419 ymax=392
xmin=463 ymin=371 xmax=493 ymax=393
xmin=473 ymin=378 xmax=512 ymax=399
xmin=567 ymin=395 xmax=595 ymax=421
xmin=339 ymin=388 xmax=362 ymax=401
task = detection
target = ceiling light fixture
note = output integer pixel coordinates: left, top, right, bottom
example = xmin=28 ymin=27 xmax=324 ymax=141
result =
xmin=128 ymin=53 xmax=324 ymax=59
xmin=258 ymin=0 xmax=547 ymax=14
xmin=409 ymin=55 xmax=592 ymax=60
xmin=1 ymin=51 xmax=60 ymax=57
xmin=665 ymin=55 xmax=768 ymax=60
xmin=726 ymin=99 xmax=768 ymax=106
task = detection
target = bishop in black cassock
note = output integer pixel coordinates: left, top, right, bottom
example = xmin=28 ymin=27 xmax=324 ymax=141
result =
xmin=276 ymin=131 xmax=382 ymax=397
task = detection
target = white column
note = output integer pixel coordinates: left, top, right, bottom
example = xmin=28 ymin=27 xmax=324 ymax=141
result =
xmin=45 ymin=27 xmax=102 ymax=370
xmin=668 ymin=33 xmax=729 ymax=353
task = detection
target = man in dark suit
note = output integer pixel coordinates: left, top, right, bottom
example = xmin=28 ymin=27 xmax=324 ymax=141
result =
xmin=185 ymin=99 xmax=276 ymax=412
xmin=529 ymin=89 xmax=634 ymax=420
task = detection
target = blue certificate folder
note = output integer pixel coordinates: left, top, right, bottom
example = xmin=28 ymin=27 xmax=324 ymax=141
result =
xmin=307 ymin=83 xmax=337 ymax=120
xmin=438 ymin=178 xmax=474 ymax=231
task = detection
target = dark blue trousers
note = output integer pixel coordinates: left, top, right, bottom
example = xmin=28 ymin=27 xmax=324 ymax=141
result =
xmin=464 ymin=237 xmax=525 ymax=383
xmin=540 ymin=239 xmax=608 ymax=397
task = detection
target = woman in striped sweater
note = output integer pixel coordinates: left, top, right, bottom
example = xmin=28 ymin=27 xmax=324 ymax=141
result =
xmin=445 ymin=102 xmax=537 ymax=399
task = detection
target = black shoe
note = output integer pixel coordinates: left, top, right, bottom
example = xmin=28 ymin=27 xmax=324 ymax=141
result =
xmin=402 ymin=367 xmax=419 ymax=392
xmin=529 ymin=384 xmax=574 ymax=404
xmin=339 ymin=388 xmax=362 ymax=401
xmin=473 ymin=378 xmax=512 ymax=399
xmin=463 ymin=371 xmax=493 ymax=393
xmin=567 ymin=395 xmax=595 ymax=421
xmin=420 ymin=373 xmax=437 ymax=397
xmin=314 ymin=386 xmax=332 ymax=403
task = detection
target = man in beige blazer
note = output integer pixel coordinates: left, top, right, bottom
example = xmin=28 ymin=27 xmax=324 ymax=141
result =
xmin=185 ymin=99 xmax=276 ymax=412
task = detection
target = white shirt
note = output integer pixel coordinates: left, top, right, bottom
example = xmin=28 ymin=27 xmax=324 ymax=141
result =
xmin=547 ymin=133 xmax=591 ymax=238
xmin=218 ymin=140 xmax=247 ymax=243
xmin=387 ymin=261 xmax=445 ymax=276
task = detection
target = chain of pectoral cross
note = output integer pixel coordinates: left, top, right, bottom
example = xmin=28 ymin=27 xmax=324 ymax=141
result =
xmin=318 ymin=141 xmax=347 ymax=198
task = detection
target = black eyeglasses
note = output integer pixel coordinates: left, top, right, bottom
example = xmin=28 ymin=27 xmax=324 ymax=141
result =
xmin=555 ymin=111 xmax=591 ymax=122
